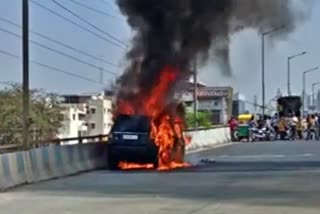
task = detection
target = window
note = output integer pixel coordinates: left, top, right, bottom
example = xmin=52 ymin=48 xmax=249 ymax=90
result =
xmin=91 ymin=108 xmax=96 ymax=114
xmin=185 ymin=101 xmax=193 ymax=107
xmin=72 ymin=114 xmax=76 ymax=120
xmin=90 ymin=123 xmax=96 ymax=129
xmin=78 ymin=113 xmax=86 ymax=120
xmin=107 ymin=109 xmax=112 ymax=114
xmin=212 ymin=99 xmax=219 ymax=106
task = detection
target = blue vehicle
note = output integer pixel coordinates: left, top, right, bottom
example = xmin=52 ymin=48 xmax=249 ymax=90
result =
xmin=107 ymin=114 xmax=185 ymax=170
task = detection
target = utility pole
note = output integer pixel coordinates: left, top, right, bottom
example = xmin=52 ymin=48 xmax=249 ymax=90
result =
xmin=254 ymin=95 xmax=258 ymax=114
xmin=22 ymin=0 xmax=30 ymax=148
xmin=287 ymin=51 xmax=307 ymax=96
xmin=261 ymin=34 xmax=265 ymax=117
xmin=302 ymin=67 xmax=319 ymax=116
xmin=193 ymin=60 xmax=198 ymax=130
xmin=287 ymin=58 xmax=291 ymax=96
xmin=261 ymin=26 xmax=285 ymax=117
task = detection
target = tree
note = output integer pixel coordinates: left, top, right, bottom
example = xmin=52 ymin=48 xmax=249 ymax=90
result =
xmin=186 ymin=110 xmax=213 ymax=128
xmin=0 ymin=84 xmax=64 ymax=145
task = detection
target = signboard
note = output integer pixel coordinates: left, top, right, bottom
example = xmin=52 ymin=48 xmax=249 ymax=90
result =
xmin=196 ymin=87 xmax=231 ymax=98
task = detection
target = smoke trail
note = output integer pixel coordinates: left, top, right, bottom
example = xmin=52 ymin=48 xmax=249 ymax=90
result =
xmin=115 ymin=0 xmax=312 ymax=106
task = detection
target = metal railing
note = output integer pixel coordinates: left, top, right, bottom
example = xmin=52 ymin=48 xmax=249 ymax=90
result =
xmin=0 ymin=134 xmax=109 ymax=154
xmin=37 ymin=134 xmax=109 ymax=146
xmin=0 ymin=125 xmax=228 ymax=153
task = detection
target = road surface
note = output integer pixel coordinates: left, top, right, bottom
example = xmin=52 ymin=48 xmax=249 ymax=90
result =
xmin=2 ymin=141 xmax=320 ymax=214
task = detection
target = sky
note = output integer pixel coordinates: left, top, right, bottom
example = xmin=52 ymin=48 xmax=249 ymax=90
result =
xmin=1 ymin=0 xmax=320 ymax=106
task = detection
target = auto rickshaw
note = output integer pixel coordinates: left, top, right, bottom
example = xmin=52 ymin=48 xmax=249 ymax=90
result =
xmin=237 ymin=114 xmax=252 ymax=141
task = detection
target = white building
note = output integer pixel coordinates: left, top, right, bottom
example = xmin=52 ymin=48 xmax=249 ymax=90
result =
xmin=57 ymin=93 xmax=113 ymax=144
xmin=85 ymin=97 xmax=113 ymax=136
xmin=58 ymin=104 xmax=87 ymax=144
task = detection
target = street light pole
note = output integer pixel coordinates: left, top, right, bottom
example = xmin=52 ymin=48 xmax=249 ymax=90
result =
xmin=287 ymin=51 xmax=307 ymax=96
xmin=261 ymin=26 xmax=284 ymax=117
xmin=22 ymin=0 xmax=30 ymax=149
xmin=302 ymin=67 xmax=319 ymax=115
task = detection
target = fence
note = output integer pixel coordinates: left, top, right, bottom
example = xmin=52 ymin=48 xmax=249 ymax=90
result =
xmin=0 ymin=134 xmax=109 ymax=154
xmin=0 ymin=125 xmax=228 ymax=154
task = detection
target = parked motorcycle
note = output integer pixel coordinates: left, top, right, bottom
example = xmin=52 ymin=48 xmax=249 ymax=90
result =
xmin=250 ymin=127 xmax=266 ymax=142
xmin=250 ymin=127 xmax=276 ymax=142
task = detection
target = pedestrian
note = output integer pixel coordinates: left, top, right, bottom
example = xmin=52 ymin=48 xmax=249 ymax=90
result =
xmin=317 ymin=113 xmax=320 ymax=139
xmin=297 ymin=116 xmax=303 ymax=140
xmin=228 ymin=116 xmax=238 ymax=142
xmin=306 ymin=114 xmax=318 ymax=140
xmin=289 ymin=113 xmax=298 ymax=140
xmin=271 ymin=113 xmax=279 ymax=139
xmin=278 ymin=114 xmax=287 ymax=140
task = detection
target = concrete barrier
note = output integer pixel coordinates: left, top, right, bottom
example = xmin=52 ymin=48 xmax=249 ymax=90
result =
xmin=0 ymin=143 xmax=107 ymax=191
xmin=0 ymin=127 xmax=229 ymax=191
xmin=186 ymin=127 xmax=231 ymax=151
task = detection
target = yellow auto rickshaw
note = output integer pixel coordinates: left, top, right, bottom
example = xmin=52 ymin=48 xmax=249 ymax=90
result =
xmin=237 ymin=114 xmax=253 ymax=141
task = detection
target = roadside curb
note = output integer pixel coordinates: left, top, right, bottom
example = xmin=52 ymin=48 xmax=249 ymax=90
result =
xmin=186 ymin=142 xmax=238 ymax=155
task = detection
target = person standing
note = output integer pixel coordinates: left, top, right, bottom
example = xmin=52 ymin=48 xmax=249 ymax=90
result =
xmin=228 ymin=116 xmax=238 ymax=142
xmin=297 ymin=116 xmax=303 ymax=140
xmin=278 ymin=115 xmax=287 ymax=140
xmin=306 ymin=115 xmax=318 ymax=140
xmin=271 ymin=113 xmax=279 ymax=139
xmin=317 ymin=113 xmax=320 ymax=139
xmin=290 ymin=113 xmax=299 ymax=140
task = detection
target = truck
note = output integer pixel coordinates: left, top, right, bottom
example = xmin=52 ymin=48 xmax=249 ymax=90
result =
xmin=277 ymin=96 xmax=302 ymax=117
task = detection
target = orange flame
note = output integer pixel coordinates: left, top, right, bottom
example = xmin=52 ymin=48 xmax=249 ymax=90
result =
xmin=116 ymin=65 xmax=190 ymax=171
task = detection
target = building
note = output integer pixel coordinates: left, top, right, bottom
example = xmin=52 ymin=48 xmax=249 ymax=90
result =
xmin=306 ymin=94 xmax=314 ymax=111
xmin=58 ymin=104 xmax=87 ymax=144
xmin=57 ymin=93 xmax=113 ymax=144
xmin=232 ymin=93 xmax=247 ymax=116
xmin=180 ymin=80 xmax=233 ymax=124
xmin=316 ymin=90 xmax=320 ymax=112
xmin=85 ymin=97 xmax=113 ymax=136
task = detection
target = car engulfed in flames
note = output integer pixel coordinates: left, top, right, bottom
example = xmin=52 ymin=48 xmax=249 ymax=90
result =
xmin=107 ymin=65 xmax=191 ymax=171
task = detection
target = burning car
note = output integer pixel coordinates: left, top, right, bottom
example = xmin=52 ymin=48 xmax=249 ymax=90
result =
xmin=108 ymin=102 xmax=186 ymax=170
xmin=109 ymin=65 xmax=190 ymax=171
xmin=107 ymin=114 xmax=159 ymax=170
xmin=107 ymin=112 xmax=186 ymax=170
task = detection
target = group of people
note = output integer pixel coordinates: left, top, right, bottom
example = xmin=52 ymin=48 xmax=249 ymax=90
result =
xmin=228 ymin=112 xmax=320 ymax=141
xmin=273 ymin=113 xmax=320 ymax=140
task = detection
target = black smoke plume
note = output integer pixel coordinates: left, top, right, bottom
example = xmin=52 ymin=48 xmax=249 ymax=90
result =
xmin=115 ymin=0 xmax=312 ymax=107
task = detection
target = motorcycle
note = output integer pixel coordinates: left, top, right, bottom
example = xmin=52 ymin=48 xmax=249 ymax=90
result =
xmin=250 ymin=127 xmax=276 ymax=142
xmin=264 ymin=127 xmax=276 ymax=141
xmin=250 ymin=127 xmax=266 ymax=142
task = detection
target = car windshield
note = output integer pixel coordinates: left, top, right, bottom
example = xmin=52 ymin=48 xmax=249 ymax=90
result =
xmin=112 ymin=115 xmax=151 ymax=133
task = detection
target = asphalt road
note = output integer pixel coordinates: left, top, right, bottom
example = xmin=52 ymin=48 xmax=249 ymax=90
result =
xmin=2 ymin=141 xmax=320 ymax=214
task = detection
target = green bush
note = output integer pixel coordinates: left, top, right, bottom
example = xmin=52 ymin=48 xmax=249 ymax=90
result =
xmin=186 ymin=111 xmax=213 ymax=128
